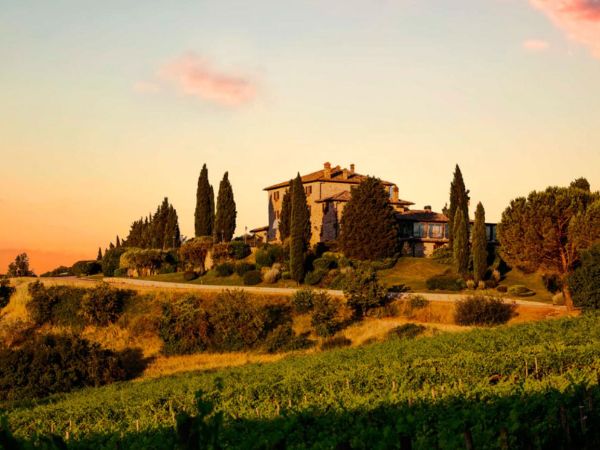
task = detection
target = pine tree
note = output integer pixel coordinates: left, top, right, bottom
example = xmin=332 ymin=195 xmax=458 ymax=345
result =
xmin=214 ymin=172 xmax=237 ymax=242
xmin=194 ymin=164 xmax=214 ymax=237
xmin=448 ymin=165 xmax=469 ymax=246
xmin=164 ymin=205 xmax=181 ymax=248
xmin=472 ymin=202 xmax=488 ymax=284
xmin=289 ymin=174 xmax=311 ymax=282
xmin=453 ymin=206 xmax=469 ymax=276
xmin=278 ymin=182 xmax=293 ymax=241
xmin=97 ymin=248 xmax=103 ymax=261
xmin=339 ymin=177 xmax=399 ymax=260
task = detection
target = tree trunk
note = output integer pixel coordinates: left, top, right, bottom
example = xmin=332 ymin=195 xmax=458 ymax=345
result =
xmin=562 ymin=283 xmax=574 ymax=310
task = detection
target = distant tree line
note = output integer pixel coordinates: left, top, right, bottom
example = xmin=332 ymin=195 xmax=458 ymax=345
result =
xmin=125 ymin=197 xmax=181 ymax=249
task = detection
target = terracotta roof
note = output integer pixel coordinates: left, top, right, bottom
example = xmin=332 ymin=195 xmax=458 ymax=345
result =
xmin=396 ymin=210 xmax=449 ymax=223
xmin=264 ymin=165 xmax=395 ymax=191
xmin=316 ymin=190 xmax=414 ymax=206
xmin=249 ymin=226 xmax=269 ymax=233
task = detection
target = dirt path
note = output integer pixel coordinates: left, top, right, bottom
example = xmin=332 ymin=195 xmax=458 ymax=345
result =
xmin=102 ymin=277 xmax=564 ymax=309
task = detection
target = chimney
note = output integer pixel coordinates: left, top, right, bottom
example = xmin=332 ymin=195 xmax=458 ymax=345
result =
xmin=392 ymin=186 xmax=399 ymax=202
xmin=349 ymin=164 xmax=355 ymax=174
xmin=424 ymin=205 xmax=432 ymax=211
xmin=342 ymin=168 xmax=349 ymax=180
xmin=324 ymin=162 xmax=331 ymax=179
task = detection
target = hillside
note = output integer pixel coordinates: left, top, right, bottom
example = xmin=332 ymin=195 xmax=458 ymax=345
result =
xmin=4 ymin=314 xmax=600 ymax=449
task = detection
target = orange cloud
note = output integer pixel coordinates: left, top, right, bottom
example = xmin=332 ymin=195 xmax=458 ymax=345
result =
xmin=523 ymin=39 xmax=550 ymax=51
xmin=160 ymin=54 xmax=256 ymax=107
xmin=529 ymin=0 xmax=600 ymax=58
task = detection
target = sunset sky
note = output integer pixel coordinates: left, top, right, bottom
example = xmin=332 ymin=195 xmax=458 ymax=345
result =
xmin=1 ymin=0 xmax=600 ymax=273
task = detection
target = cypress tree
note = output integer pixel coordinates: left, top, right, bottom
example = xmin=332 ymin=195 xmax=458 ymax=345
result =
xmin=115 ymin=236 xmax=121 ymax=248
xmin=289 ymin=174 xmax=311 ymax=282
xmin=214 ymin=172 xmax=237 ymax=242
xmin=164 ymin=205 xmax=181 ymax=248
xmin=278 ymin=182 xmax=293 ymax=241
xmin=209 ymin=185 xmax=215 ymax=235
xmin=339 ymin=177 xmax=399 ymax=260
xmin=448 ymin=165 xmax=469 ymax=246
xmin=97 ymin=248 xmax=103 ymax=261
xmin=453 ymin=206 xmax=469 ymax=276
xmin=472 ymin=202 xmax=488 ymax=284
xmin=194 ymin=164 xmax=213 ymax=237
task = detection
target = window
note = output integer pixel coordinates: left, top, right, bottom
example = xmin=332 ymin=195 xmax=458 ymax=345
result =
xmin=429 ymin=224 xmax=443 ymax=239
xmin=273 ymin=191 xmax=280 ymax=201
xmin=413 ymin=223 xmax=424 ymax=238
xmin=305 ymin=185 xmax=312 ymax=196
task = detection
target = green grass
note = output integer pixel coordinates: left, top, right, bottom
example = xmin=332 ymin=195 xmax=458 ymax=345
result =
xmin=142 ymin=270 xmax=299 ymax=289
xmin=498 ymin=268 xmax=554 ymax=302
xmin=378 ymin=257 xmax=451 ymax=291
xmin=5 ymin=314 xmax=600 ymax=448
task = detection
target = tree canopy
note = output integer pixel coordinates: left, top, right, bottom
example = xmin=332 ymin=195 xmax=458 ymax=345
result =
xmin=289 ymin=174 xmax=311 ymax=282
xmin=569 ymin=242 xmax=600 ymax=310
xmin=339 ymin=177 xmax=399 ymax=260
xmin=471 ymin=202 xmax=488 ymax=284
xmin=498 ymin=185 xmax=600 ymax=308
xmin=278 ymin=183 xmax=293 ymax=241
xmin=214 ymin=172 xmax=237 ymax=242
xmin=125 ymin=198 xmax=181 ymax=249
xmin=194 ymin=164 xmax=214 ymax=237
xmin=7 ymin=253 xmax=35 ymax=277
xmin=448 ymin=165 xmax=469 ymax=246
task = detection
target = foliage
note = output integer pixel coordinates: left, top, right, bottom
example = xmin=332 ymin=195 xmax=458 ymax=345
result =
xmin=303 ymin=268 xmax=327 ymax=286
xmin=430 ymin=246 xmax=453 ymax=264
xmin=214 ymin=172 xmax=236 ymax=242
xmin=214 ymin=262 xmax=235 ymax=277
xmin=291 ymin=288 xmax=316 ymax=313
xmin=452 ymin=206 xmax=469 ymax=276
xmin=101 ymin=247 xmax=128 ymax=277
xmin=80 ymin=283 xmax=134 ymax=326
xmin=542 ymin=272 xmax=562 ymax=294
xmin=343 ymin=268 xmax=388 ymax=318
xmin=454 ymin=295 xmax=516 ymax=325
xmin=234 ymin=262 xmax=256 ymax=277
xmin=263 ymin=267 xmax=280 ymax=284
xmin=119 ymin=248 xmax=177 ymax=276
xmin=339 ymin=177 xmax=399 ymax=260
xmin=70 ymin=260 xmax=101 ymax=277
xmin=570 ymin=177 xmax=591 ymax=192
xmin=229 ymin=241 xmax=251 ymax=260
xmin=0 ymin=279 xmax=15 ymax=309
xmin=0 ymin=334 xmax=137 ymax=402
xmin=387 ymin=323 xmax=426 ymax=340
xmin=6 ymin=253 xmax=35 ymax=277
xmin=407 ymin=294 xmax=429 ymax=309
xmin=447 ymin=164 xmax=469 ymax=247
xmin=278 ymin=184 xmax=292 ymax=241
xmin=320 ymin=335 xmax=352 ymax=350
xmin=425 ymin=274 xmax=466 ymax=291
xmin=498 ymin=186 xmax=600 ymax=308
xmin=125 ymin=197 xmax=181 ymax=249
xmin=289 ymin=174 xmax=311 ymax=282
xmin=242 ymin=270 xmax=262 ymax=286
xmin=194 ymin=163 xmax=214 ymax=237
xmin=40 ymin=265 xmax=73 ymax=277
xmin=310 ymin=292 xmax=349 ymax=337
xmin=179 ymin=238 xmax=212 ymax=273
xmin=263 ymin=323 xmax=313 ymax=353
xmin=472 ymin=202 xmax=488 ymax=284
xmin=312 ymin=256 xmax=337 ymax=271
xmin=569 ymin=242 xmax=600 ymax=310
xmin=159 ymin=297 xmax=211 ymax=355
xmin=255 ymin=244 xmax=284 ymax=268
xmin=507 ymin=285 xmax=535 ymax=297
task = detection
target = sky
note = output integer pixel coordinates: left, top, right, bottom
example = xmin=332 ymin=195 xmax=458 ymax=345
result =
xmin=1 ymin=0 xmax=600 ymax=273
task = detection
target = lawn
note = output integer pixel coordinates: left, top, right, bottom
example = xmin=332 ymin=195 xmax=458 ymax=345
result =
xmin=378 ymin=257 xmax=450 ymax=291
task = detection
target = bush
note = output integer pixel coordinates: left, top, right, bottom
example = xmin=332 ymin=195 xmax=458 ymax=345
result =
xmin=312 ymin=257 xmax=337 ymax=272
xmin=179 ymin=238 xmax=212 ymax=273
xmin=507 ymin=285 xmax=535 ymax=297
xmin=255 ymin=244 xmax=284 ymax=268
xmin=292 ymin=288 xmax=316 ymax=314
xmin=387 ymin=323 xmax=426 ymax=340
xmin=229 ymin=241 xmax=251 ymax=260
xmin=343 ymin=268 xmax=389 ymax=317
xmin=0 ymin=279 xmax=15 ymax=309
xmin=304 ymin=268 xmax=327 ymax=286
xmin=215 ymin=262 xmax=235 ymax=277
xmin=542 ymin=273 xmax=562 ymax=294
xmin=368 ymin=258 xmax=397 ymax=271
xmin=120 ymin=248 xmax=176 ymax=277
xmin=80 ymin=283 xmax=134 ymax=326
xmin=477 ymin=281 xmax=486 ymax=290
xmin=159 ymin=296 xmax=211 ymax=355
xmin=407 ymin=294 xmax=429 ymax=309
xmin=263 ymin=267 xmax=281 ymax=284
xmin=426 ymin=274 xmax=466 ymax=291
xmin=569 ymin=243 xmax=600 ymax=310
xmin=183 ymin=270 xmax=199 ymax=281
xmin=0 ymin=334 xmax=138 ymax=401
xmin=113 ymin=267 xmax=128 ymax=277
xmin=263 ymin=323 xmax=313 ymax=353
xmin=27 ymin=281 xmax=87 ymax=328
xmin=243 ymin=270 xmax=262 ymax=286
xmin=466 ymin=279 xmax=476 ymax=290
xmin=71 ymin=260 xmax=102 ymax=277
xmin=40 ymin=265 xmax=73 ymax=277
xmin=454 ymin=295 xmax=516 ymax=326
xmin=311 ymin=292 xmax=350 ymax=337
xmin=235 ymin=262 xmax=256 ymax=277
xmin=320 ymin=336 xmax=352 ymax=350
xmin=101 ymin=247 xmax=128 ymax=277
xmin=430 ymin=246 xmax=453 ymax=264
xmin=281 ymin=271 xmax=291 ymax=280
xmin=496 ymin=285 xmax=508 ymax=293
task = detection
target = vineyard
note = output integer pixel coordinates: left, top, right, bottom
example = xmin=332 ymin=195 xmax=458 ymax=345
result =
xmin=3 ymin=314 xmax=600 ymax=449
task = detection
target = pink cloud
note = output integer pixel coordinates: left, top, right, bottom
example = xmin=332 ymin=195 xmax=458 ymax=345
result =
xmin=523 ymin=39 xmax=550 ymax=51
xmin=160 ymin=54 xmax=256 ymax=107
xmin=529 ymin=0 xmax=600 ymax=58
xmin=133 ymin=80 xmax=161 ymax=94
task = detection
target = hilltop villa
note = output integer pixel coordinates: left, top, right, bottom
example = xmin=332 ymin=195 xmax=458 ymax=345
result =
xmin=251 ymin=162 xmax=497 ymax=257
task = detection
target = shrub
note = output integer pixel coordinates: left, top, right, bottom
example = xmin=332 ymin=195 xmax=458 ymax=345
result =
xmin=281 ymin=271 xmax=291 ymax=280
xmin=40 ymin=265 xmax=73 ymax=277
xmin=552 ymin=293 xmax=565 ymax=306
xmin=311 ymin=292 xmax=350 ymax=337
xmin=387 ymin=323 xmax=426 ymax=340
xmin=0 ymin=279 xmax=15 ymax=309
xmin=368 ymin=258 xmax=397 ymax=271
xmin=255 ymin=244 xmax=284 ymax=268
xmin=263 ymin=323 xmax=313 ymax=353
xmin=120 ymin=248 xmax=176 ymax=277
xmin=71 ymin=260 xmax=102 ymax=276
xmin=569 ymin=243 xmax=600 ymax=310
xmin=229 ymin=241 xmax=251 ymax=260
xmin=183 ymin=270 xmax=199 ymax=281
xmin=454 ymin=295 xmax=516 ymax=326
xmin=235 ymin=262 xmax=256 ymax=277
xmin=430 ymin=246 xmax=453 ymax=264
xmin=320 ymin=336 xmax=352 ymax=350
xmin=426 ymin=274 xmax=466 ymax=291
xmin=159 ymin=296 xmax=211 ymax=355
xmin=477 ymin=281 xmax=486 ymax=290
xmin=466 ymin=279 xmax=476 ymax=290
xmin=243 ymin=270 xmax=262 ymax=286
xmin=313 ymin=257 xmax=337 ymax=272
xmin=179 ymin=238 xmax=212 ymax=273
xmin=211 ymin=242 xmax=233 ymax=264
xmin=542 ymin=273 xmax=562 ymax=294
xmin=343 ymin=268 xmax=389 ymax=317
xmin=292 ymin=288 xmax=316 ymax=314
xmin=27 ymin=282 xmax=87 ymax=328
xmin=407 ymin=294 xmax=429 ymax=309
xmin=0 ymin=334 xmax=137 ymax=401
xmin=263 ymin=267 xmax=281 ymax=284
xmin=113 ymin=267 xmax=128 ymax=277
xmin=80 ymin=283 xmax=134 ymax=326
xmin=304 ymin=268 xmax=327 ymax=286
xmin=496 ymin=285 xmax=508 ymax=293
xmin=507 ymin=285 xmax=535 ymax=297
xmin=101 ymin=247 xmax=128 ymax=277
xmin=215 ymin=262 xmax=235 ymax=277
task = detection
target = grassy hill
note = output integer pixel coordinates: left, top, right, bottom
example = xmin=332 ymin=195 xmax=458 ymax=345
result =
xmin=4 ymin=314 xmax=600 ymax=449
